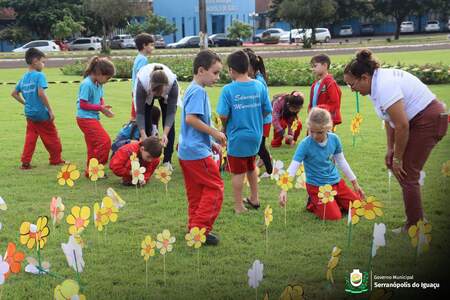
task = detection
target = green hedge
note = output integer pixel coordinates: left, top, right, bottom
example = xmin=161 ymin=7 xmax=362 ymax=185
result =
xmin=61 ymin=56 xmax=450 ymax=86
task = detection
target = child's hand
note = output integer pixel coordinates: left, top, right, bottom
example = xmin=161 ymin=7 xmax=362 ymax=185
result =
xmin=286 ymin=135 xmax=294 ymax=145
xmin=101 ymin=106 xmax=114 ymax=118
xmin=352 ymin=180 xmax=365 ymax=199
xmin=212 ymin=142 xmax=221 ymax=154
xmin=212 ymin=130 xmax=226 ymax=146
xmin=279 ymin=190 xmax=288 ymax=207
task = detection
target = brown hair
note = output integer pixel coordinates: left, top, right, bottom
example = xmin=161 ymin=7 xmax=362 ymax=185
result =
xmin=307 ymin=107 xmax=333 ymax=130
xmin=242 ymin=48 xmax=267 ymax=81
xmin=285 ymin=91 xmax=304 ymax=109
xmin=226 ymin=50 xmax=249 ymax=74
xmin=193 ymin=49 xmax=221 ymax=75
xmin=135 ymin=33 xmax=154 ymax=51
xmin=344 ymin=49 xmax=380 ymax=78
xmin=150 ymin=65 xmax=169 ymax=93
xmin=83 ymin=56 xmax=115 ymax=78
xmin=25 ymin=48 xmax=46 ymax=65
xmin=141 ymin=136 xmax=162 ymax=158
xmin=311 ymin=54 xmax=331 ymax=69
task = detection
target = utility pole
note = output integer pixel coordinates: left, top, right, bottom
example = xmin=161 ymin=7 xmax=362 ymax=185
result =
xmin=199 ymin=0 xmax=208 ymax=49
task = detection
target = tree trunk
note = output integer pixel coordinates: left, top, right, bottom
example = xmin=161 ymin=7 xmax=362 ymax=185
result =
xmin=394 ymin=17 xmax=401 ymax=40
xmin=101 ymin=22 xmax=109 ymax=53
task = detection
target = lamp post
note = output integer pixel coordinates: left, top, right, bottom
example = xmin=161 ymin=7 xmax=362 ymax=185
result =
xmin=249 ymin=11 xmax=258 ymax=43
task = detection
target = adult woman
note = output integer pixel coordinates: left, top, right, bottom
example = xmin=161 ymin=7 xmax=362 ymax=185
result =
xmin=343 ymin=49 xmax=448 ymax=231
xmin=134 ymin=63 xmax=179 ymax=170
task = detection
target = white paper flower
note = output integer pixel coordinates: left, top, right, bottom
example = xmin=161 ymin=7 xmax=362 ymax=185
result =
xmin=0 ymin=196 xmax=7 ymax=210
xmin=0 ymin=257 xmax=10 ymax=284
xmin=61 ymin=235 xmax=85 ymax=273
xmin=131 ymin=161 xmax=146 ymax=185
xmin=247 ymin=260 xmax=264 ymax=289
xmin=418 ymin=170 xmax=426 ymax=186
xmin=270 ymin=160 xmax=284 ymax=181
xmin=371 ymin=223 xmax=386 ymax=258
xmin=24 ymin=257 xmax=50 ymax=275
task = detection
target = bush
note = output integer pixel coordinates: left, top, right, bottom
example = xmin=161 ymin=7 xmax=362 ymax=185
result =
xmin=61 ymin=57 xmax=450 ymax=86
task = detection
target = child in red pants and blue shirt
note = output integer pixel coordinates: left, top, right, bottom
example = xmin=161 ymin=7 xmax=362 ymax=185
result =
xmin=11 ymin=48 xmax=64 ymax=169
xmin=279 ymin=107 xmax=365 ymax=220
xmin=178 ymin=50 xmax=226 ymax=245
xmin=76 ymin=57 xmax=115 ymax=177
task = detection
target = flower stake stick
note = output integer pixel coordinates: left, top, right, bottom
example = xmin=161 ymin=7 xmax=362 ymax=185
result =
xmin=264 ymin=206 xmax=272 ymax=254
xmin=73 ymin=250 xmax=81 ymax=285
xmin=388 ymin=170 xmax=392 ymax=204
xmin=347 ymin=202 xmax=353 ymax=248
xmin=197 ymin=249 xmax=200 ymax=279
xmin=163 ymin=255 xmax=166 ymax=286
xmin=145 ymin=260 xmax=148 ymax=287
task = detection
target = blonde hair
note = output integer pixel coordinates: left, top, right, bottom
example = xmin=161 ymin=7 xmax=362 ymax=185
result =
xmin=307 ymin=107 xmax=333 ymax=130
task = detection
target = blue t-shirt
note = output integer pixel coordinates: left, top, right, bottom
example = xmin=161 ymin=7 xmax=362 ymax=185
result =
xmin=178 ymin=81 xmax=212 ymax=160
xmin=256 ymin=73 xmax=272 ymax=125
xmin=15 ymin=70 xmax=49 ymax=121
xmin=217 ymin=80 xmax=272 ymax=157
xmin=292 ymin=133 xmax=342 ymax=186
xmin=132 ymin=53 xmax=148 ymax=92
xmin=312 ymin=80 xmax=321 ymax=108
xmin=76 ymin=76 xmax=103 ymax=120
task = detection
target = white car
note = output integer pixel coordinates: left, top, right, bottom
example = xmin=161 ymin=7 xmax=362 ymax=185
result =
xmin=339 ymin=25 xmax=353 ymax=37
xmin=425 ymin=20 xmax=440 ymax=32
xmin=279 ymin=29 xmax=302 ymax=43
xmin=13 ymin=40 xmax=60 ymax=53
xmin=297 ymin=28 xmax=331 ymax=43
xmin=254 ymin=28 xmax=286 ymax=42
xmin=110 ymin=34 xmax=135 ymax=49
xmin=400 ymin=21 xmax=414 ymax=33
xmin=69 ymin=37 xmax=102 ymax=51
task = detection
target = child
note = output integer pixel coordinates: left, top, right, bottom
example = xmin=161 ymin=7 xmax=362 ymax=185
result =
xmin=279 ymin=107 xmax=364 ymax=220
xmin=131 ymin=33 xmax=154 ymax=120
xmin=109 ymin=137 xmax=162 ymax=186
xmin=11 ymin=48 xmax=64 ymax=169
xmin=309 ymin=54 xmax=342 ymax=128
xmin=217 ymin=50 xmax=272 ymax=214
xmin=271 ymin=91 xmax=304 ymax=147
xmin=178 ymin=50 xmax=226 ymax=245
xmin=243 ymin=48 xmax=273 ymax=174
xmin=76 ymin=56 xmax=115 ymax=177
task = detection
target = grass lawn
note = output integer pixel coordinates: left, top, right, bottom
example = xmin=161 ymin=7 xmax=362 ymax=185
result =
xmin=0 ymin=66 xmax=449 ymax=300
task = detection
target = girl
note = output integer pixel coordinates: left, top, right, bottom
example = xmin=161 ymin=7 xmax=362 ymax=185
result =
xmin=243 ymin=48 xmax=273 ymax=174
xmin=271 ymin=91 xmax=304 ymax=147
xmin=76 ymin=56 xmax=115 ymax=177
xmin=279 ymin=107 xmax=365 ymax=220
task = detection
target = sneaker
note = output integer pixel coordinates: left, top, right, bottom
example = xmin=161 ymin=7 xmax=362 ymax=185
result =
xmin=392 ymin=226 xmax=407 ymax=235
xmin=162 ymin=162 xmax=174 ymax=172
xmin=20 ymin=163 xmax=34 ymax=170
xmin=122 ymin=180 xmax=134 ymax=187
xmin=205 ymin=233 xmax=219 ymax=246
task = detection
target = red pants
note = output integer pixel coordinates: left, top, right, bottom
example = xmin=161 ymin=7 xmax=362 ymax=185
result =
xmin=77 ymin=118 xmax=111 ymax=174
xmin=179 ymin=157 xmax=224 ymax=234
xmin=306 ymin=179 xmax=359 ymax=220
xmin=271 ymin=118 xmax=302 ymax=147
xmin=130 ymin=95 xmax=136 ymax=119
xmin=21 ymin=119 xmax=63 ymax=164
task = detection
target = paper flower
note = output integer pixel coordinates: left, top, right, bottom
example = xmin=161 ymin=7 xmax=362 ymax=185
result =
xmin=418 ymin=170 xmax=426 ymax=186
xmin=248 ymin=260 xmax=264 ymax=289
xmin=350 ymin=117 xmax=361 ymax=135
xmin=57 ymin=163 xmax=80 ymax=187
xmin=270 ymin=160 xmax=284 ymax=181
xmin=50 ymin=196 xmax=65 ymax=226
xmin=291 ymin=119 xmax=300 ymax=132
xmin=371 ymin=223 xmax=386 ymax=258
xmin=264 ymin=205 xmax=273 ymax=227
xmin=106 ymin=187 xmax=126 ymax=208
xmin=88 ymin=158 xmax=105 ymax=181
xmin=24 ymin=256 xmax=50 ymax=275
xmin=61 ymin=235 xmax=85 ymax=273
xmin=155 ymin=166 xmax=172 ymax=184
xmin=185 ymin=227 xmax=206 ymax=249
xmin=156 ymin=229 xmax=176 ymax=255
xmin=354 ymin=113 xmax=363 ymax=126
xmin=350 ymin=200 xmax=361 ymax=225
xmin=318 ymin=184 xmax=337 ymax=204
xmin=295 ymin=164 xmax=306 ymax=189
xmin=4 ymin=242 xmax=25 ymax=279
xmin=355 ymin=196 xmax=384 ymax=220
xmin=442 ymin=160 xmax=450 ymax=177
xmin=101 ymin=196 xmax=119 ymax=223
xmin=54 ymin=279 xmax=85 ymax=300
xmin=19 ymin=216 xmax=50 ymax=249
xmin=141 ymin=235 xmax=157 ymax=261
xmin=0 ymin=257 xmax=9 ymax=285
xmin=131 ymin=160 xmax=146 ymax=185
xmin=326 ymin=246 xmax=341 ymax=284
xmin=66 ymin=206 xmax=90 ymax=235
xmin=277 ymin=173 xmax=293 ymax=191
xmin=130 ymin=152 xmax=138 ymax=163
xmin=0 ymin=196 xmax=6 ymax=210
xmin=280 ymin=284 xmax=305 ymax=300
xmin=93 ymin=203 xmax=108 ymax=231
xmin=408 ymin=220 xmax=432 ymax=251
xmin=211 ymin=111 xmax=222 ymax=129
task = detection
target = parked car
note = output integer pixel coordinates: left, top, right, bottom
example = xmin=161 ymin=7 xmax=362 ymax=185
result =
xmin=339 ymin=25 xmax=353 ymax=37
xmin=360 ymin=23 xmax=375 ymax=36
xmin=69 ymin=37 xmax=101 ymax=51
xmin=110 ymin=34 xmax=135 ymax=49
xmin=279 ymin=29 xmax=303 ymax=43
xmin=153 ymin=34 xmax=166 ymax=48
xmin=253 ymin=28 xmax=286 ymax=42
xmin=296 ymin=28 xmax=331 ymax=43
xmin=425 ymin=20 xmax=440 ymax=32
xmin=400 ymin=21 xmax=415 ymax=33
xmin=209 ymin=33 xmax=242 ymax=46
xmin=166 ymin=35 xmax=213 ymax=48
xmin=13 ymin=40 xmax=60 ymax=53
xmin=53 ymin=40 xmax=69 ymax=51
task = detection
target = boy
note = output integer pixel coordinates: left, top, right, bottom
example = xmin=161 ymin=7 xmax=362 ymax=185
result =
xmin=178 ymin=50 xmax=226 ymax=245
xmin=309 ymin=54 xmax=342 ymax=128
xmin=130 ymin=33 xmax=154 ymax=120
xmin=217 ymin=50 xmax=272 ymax=214
xmin=109 ymin=136 xmax=162 ymax=186
xmin=11 ymin=48 xmax=64 ymax=169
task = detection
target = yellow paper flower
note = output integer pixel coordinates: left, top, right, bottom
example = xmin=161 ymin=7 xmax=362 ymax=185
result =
xmin=131 ymin=161 xmax=146 ymax=185
xmin=185 ymin=227 xmax=206 ymax=249
xmin=88 ymin=158 xmax=105 ymax=181
xmin=19 ymin=216 xmax=50 ymax=249
xmin=264 ymin=205 xmax=273 ymax=227
xmin=295 ymin=163 xmax=305 ymax=177
xmin=355 ymin=196 xmax=384 ymax=220
xmin=141 ymin=235 xmax=157 ymax=261
xmin=156 ymin=229 xmax=176 ymax=255
xmin=350 ymin=116 xmax=361 ymax=135
xmin=318 ymin=184 xmax=337 ymax=204
xmin=211 ymin=111 xmax=222 ymax=130
xmin=101 ymin=196 xmax=119 ymax=223
xmin=350 ymin=200 xmax=362 ymax=225
xmin=326 ymin=246 xmax=341 ymax=284
xmin=57 ymin=164 xmax=80 ymax=187
xmin=354 ymin=113 xmax=363 ymax=126
xmin=291 ymin=119 xmax=300 ymax=132
xmin=54 ymin=279 xmax=85 ymax=300
xmin=277 ymin=173 xmax=293 ymax=191
xmin=408 ymin=220 xmax=432 ymax=250
xmin=50 ymin=196 xmax=65 ymax=225
xmin=280 ymin=284 xmax=305 ymax=300
xmin=155 ymin=166 xmax=172 ymax=184
xmin=66 ymin=206 xmax=90 ymax=235
xmin=442 ymin=160 xmax=450 ymax=177
xmin=93 ymin=202 xmax=108 ymax=232
xmin=130 ymin=152 xmax=138 ymax=163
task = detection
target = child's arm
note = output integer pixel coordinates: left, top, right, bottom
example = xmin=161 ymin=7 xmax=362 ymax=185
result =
xmin=333 ymin=152 xmax=365 ymax=199
xmin=109 ymin=149 xmax=132 ymax=178
xmin=37 ymin=88 xmax=55 ymax=121
xmin=324 ymin=81 xmax=341 ymax=119
xmin=186 ymin=114 xmax=226 ymax=145
xmin=272 ymin=97 xmax=285 ymax=134
xmin=11 ymin=90 xmax=25 ymax=105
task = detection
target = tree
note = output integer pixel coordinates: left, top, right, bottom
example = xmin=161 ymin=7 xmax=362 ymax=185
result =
xmin=334 ymin=0 xmax=376 ymax=24
xmin=227 ymin=20 xmax=252 ymax=40
xmin=0 ymin=25 xmax=31 ymax=44
xmin=279 ymin=0 xmax=336 ymax=48
xmin=126 ymin=23 xmax=144 ymax=36
xmin=141 ymin=15 xmax=177 ymax=36
xmin=267 ymin=0 xmax=284 ymax=23
xmin=51 ymin=15 xmax=85 ymax=40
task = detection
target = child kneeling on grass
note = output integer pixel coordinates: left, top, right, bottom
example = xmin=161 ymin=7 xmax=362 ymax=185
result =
xmin=279 ymin=107 xmax=365 ymax=220
xmin=271 ymin=91 xmax=304 ymax=147
xmin=109 ymin=137 xmax=162 ymax=186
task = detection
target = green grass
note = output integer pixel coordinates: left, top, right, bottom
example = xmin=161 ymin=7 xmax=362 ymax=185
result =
xmin=0 ymin=67 xmax=449 ymax=300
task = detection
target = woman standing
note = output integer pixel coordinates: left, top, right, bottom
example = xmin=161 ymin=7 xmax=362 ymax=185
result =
xmin=343 ymin=49 xmax=448 ymax=232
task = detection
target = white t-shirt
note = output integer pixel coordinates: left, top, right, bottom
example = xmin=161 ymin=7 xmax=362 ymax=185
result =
xmin=135 ymin=63 xmax=177 ymax=103
xmin=369 ymin=68 xmax=435 ymax=127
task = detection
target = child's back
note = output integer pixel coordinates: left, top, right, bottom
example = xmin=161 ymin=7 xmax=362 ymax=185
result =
xmin=17 ymin=70 xmax=49 ymax=121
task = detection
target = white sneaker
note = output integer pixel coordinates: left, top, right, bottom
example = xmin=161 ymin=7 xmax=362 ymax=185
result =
xmin=391 ymin=226 xmax=407 ymax=235
xmin=260 ymin=172 xmax=270 ymax=178
xmin=162 ymin=162 xmax=174 ymax=172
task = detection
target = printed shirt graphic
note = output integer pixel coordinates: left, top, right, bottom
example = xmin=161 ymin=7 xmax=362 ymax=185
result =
xmin=76 ymin=76 xmax=103 ymax=120
xmin=217 ymin=80 xmax=272 ymax=157
xmin=15 ymin=70 xmax=49 ymax=121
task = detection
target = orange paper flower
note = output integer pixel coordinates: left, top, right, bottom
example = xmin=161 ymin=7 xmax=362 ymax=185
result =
xmin=5 ymin=242 xmax=25 ymax=278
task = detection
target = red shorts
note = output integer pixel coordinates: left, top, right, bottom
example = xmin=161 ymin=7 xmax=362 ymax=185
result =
xmin=263 ymin=123 xmax=271 ymax=138
xmin=227 ymin=155 xmax=256 ymax=174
